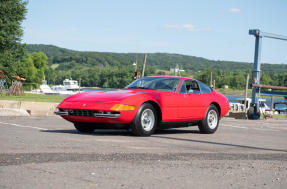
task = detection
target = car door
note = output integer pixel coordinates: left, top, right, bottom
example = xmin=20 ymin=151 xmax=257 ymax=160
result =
xmin=153 ymin=78 xmax=181 ymax=122
xmin=177 ymin=79 xmax=207 ymax=120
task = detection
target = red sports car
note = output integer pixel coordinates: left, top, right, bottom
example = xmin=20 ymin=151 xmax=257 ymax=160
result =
xmin=55 ymin=76 xmax=229 ymax=136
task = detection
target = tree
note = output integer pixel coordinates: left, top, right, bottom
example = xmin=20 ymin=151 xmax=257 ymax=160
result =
xmin=30 ymin=52 xmax=48 ymax=84
xmin=17 ymin=52 xmax=48 ymax=89
xmin=0 ymin=0 xmax=27 ymax=80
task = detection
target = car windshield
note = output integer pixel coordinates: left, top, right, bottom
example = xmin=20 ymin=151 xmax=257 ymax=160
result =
xmin=125 ymin=77 xmax=180 ymax=92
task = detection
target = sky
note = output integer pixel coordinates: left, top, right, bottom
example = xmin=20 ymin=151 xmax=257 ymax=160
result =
xmin=22 ymin=0 xmax=287 ymax=64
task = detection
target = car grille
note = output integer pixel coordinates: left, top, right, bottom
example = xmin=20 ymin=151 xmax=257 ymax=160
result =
xmin=59 ymin=109 xmax=120 ymax=118
xmin=67 ymin=109 xmax=94 ymax=117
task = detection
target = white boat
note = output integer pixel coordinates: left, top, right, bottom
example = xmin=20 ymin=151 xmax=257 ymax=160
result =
xmin=63 ymin=79 xmax=80 ymax=91
xmin=29 ymin=80 xmax=58 ymax=95
xmin=51 ymin=79 xmax=80 ymax=96
xmin=29 ymin=79 xmax=80 ymax=96
xmin=230 ymin=97 xmax=269 ymax=113
xmin=51 ymin=79 xmax=80 ymax=92
xmin=39 ymin=81 xmax=58 ymax=94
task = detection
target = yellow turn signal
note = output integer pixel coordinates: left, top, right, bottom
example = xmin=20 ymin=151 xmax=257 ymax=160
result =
xmin=111 ymin=104 xmax=135 ymax=111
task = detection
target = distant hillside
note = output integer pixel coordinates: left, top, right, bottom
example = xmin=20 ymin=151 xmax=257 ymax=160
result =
xmin=26 ymin=44 xmax=287 ymax=74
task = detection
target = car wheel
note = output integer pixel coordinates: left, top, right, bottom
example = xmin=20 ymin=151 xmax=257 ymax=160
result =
xmin=131 ymin=103 xmax=158 ymax=136
xmin=74 ymin=122 xmax=95 ymax=133
xmin=198 ymin=104 xmax=219 ymax=134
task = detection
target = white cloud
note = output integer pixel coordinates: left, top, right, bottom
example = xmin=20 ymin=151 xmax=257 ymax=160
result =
xmin=182 ymin=24 xmax=195 ymax=31
xmin=229 ymin=8 xmax=242 ymax=14
xmin=165 ymin=24 xmax=187 ymax=31
xmin=164 ymin=24 xmax=210 ymax=32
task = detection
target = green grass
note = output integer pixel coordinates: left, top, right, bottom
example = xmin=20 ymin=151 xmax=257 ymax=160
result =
xmin=216 ymin=88 xmax=284 ymax=99
xmin=156 ymin=69 xmax=172 ymax=74
xmin=272 ymin=114 xmax=287 ymax=119
xmin=216 ymin=88 xmax=252 ymax=97
xmin=0 ymin=92 xmax=65 ymax=103
xmin=51 ymin=64 xmax=59 ymax=69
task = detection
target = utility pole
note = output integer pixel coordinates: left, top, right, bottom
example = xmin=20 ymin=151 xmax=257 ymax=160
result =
xmin=78 ymin=77 xmax=81 ymax=92
xmin=210 ymin=72 xmax=213 ymax=88
xmin=141 ymin=54 xmax=147 ymax=77
xmin=135 ymin=54 xmax=138 ymax=72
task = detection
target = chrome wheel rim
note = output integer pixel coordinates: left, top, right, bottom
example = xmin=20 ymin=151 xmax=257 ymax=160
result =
xmin=141 ymin=109 xmax=155 ymax=132
xmin=207 ymin=110 xmax=218 ymax=129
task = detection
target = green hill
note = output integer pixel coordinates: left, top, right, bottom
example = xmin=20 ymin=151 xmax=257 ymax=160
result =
xmin=26 ymin=44 xmax=287 ymax=74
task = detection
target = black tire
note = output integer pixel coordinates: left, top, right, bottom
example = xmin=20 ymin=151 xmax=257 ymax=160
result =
xmin=198 ymin=104 xmax=219 ymax=134
xmin=131 ymin=103 xmax=158 ymax=136
xmin=74 ymin=122 xmax=95 ymax=133
xmin=247 ymin=106 xmax=260 ymax=120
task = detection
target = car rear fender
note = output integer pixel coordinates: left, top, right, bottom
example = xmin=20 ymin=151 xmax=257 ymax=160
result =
xmin=210 ymin=102 xmax=221 ymax=117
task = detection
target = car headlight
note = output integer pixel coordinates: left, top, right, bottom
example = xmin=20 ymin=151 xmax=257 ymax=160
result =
xmin=111 ymin=104 xmax=135 ymax=111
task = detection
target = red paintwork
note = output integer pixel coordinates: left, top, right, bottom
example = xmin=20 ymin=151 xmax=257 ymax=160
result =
xmin=57 ymin=76 xmax=229 ymax=125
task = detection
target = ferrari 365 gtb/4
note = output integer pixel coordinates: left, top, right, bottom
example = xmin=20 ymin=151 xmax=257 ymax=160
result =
xmin=55 ymin=76 xmax=229 ymax=136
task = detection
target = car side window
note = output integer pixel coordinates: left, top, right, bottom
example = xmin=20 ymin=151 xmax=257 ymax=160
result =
xmin=179 ymin=80 xmax=201 ymax=94
xmin=148 ymin=78 xmax=180 ymax=92
xmin=198 ymin=81 xmax=213 ymax=94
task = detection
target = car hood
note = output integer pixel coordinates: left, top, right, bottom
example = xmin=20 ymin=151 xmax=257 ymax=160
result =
xmin=64 ymin=89 xmax=145 ymax=103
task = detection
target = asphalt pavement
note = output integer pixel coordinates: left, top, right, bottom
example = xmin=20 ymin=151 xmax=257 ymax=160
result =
xmin=0 ymin=116 xmax=286 ymax=189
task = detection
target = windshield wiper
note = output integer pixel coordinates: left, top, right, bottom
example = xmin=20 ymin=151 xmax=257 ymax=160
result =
xmin=127 ymin=86 xmax=150 ymax=89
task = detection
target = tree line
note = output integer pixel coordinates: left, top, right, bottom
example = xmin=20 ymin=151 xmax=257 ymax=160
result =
xmin=27 ymin=44 xmax=287 ymax=74
xmin=27 ymin=44 xmax=287 ymax=89
xmin=194 ymin=69 xmax=287 ymax=89
xmin=45 ymin=66 xmax=157 ymax=89
xmin=44 ymin=66 xmax=287 ymax=90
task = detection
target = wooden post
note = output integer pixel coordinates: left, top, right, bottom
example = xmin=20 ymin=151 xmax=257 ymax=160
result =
xmin=213 ymin=80 xmax=216 ymax=89
xmin=141 ymin=54 xmax=147 ymax=77
xmin=252 ymin=84 xmax=287 ymax=90
xmin=209 ymin=72 xmax=213 ymax=87
xmin=244 ymin=74 xmax=250 ymax=113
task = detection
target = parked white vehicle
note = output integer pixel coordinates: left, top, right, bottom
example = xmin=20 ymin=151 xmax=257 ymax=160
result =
xmin=230 ymin=97 xmax=269 ymax=113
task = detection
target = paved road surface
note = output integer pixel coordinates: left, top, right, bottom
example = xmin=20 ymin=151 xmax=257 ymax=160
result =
xmin=0 ymin=117 xmax=286 ymax=189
